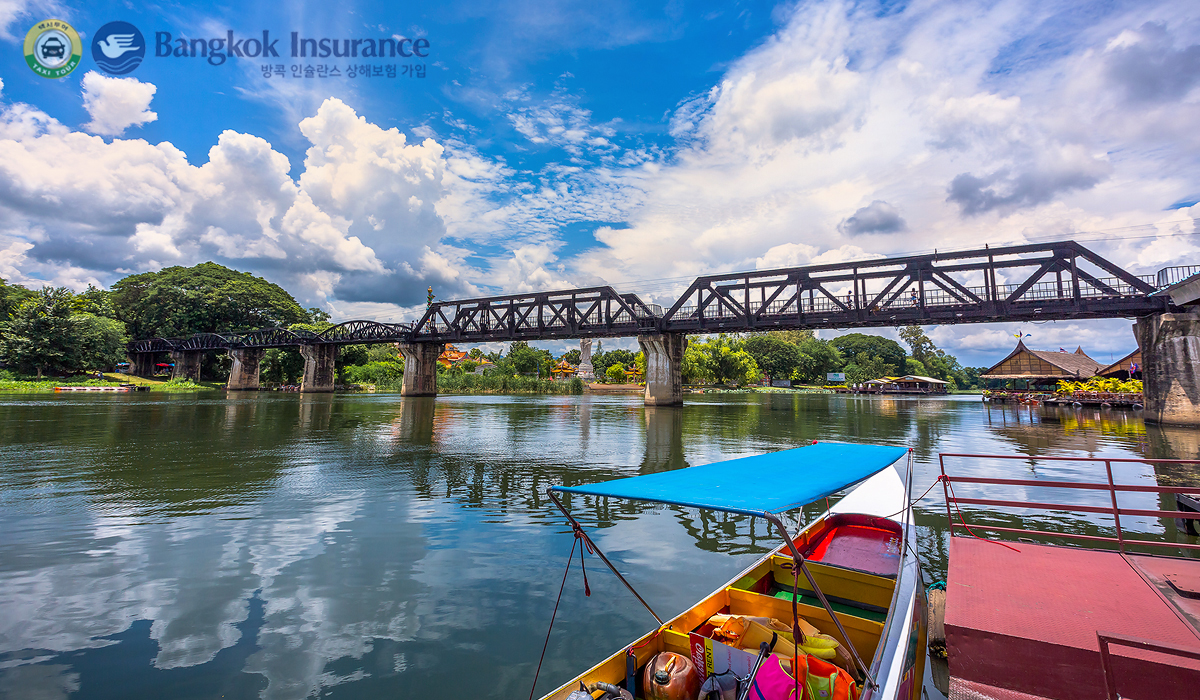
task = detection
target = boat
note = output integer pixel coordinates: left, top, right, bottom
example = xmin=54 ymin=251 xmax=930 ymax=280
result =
xmin=536 ymin=441 xmax=927 ymax=700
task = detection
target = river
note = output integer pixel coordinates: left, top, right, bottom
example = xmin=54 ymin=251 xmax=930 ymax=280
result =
xmin=0 ymin=392 xmax=1196 ymax=699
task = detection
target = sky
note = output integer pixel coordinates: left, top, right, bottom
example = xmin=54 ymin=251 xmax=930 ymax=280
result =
xmin=1 ymin=0 xmax=1199 ymax=366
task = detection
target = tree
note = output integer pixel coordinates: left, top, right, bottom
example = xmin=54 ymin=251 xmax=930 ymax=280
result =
xmin=682 ymin=344 xmax=711 ymax=383
xmin=905 ymin=358 xmax=929 ymax=376
xmin=687 ymin=335 xmax=761 ymax=385
xmin=0 ymin=288 xmax=81 ymax=377
xmin=561 ymin=348 xmax=581 ymax=365
xmin=761 ymin=329 xmax=814 ymax=345
xmin=0 ymin=277 xmax=36 ymax=321
xmin=110 ymin=262 xmax=310 ymax=339
xmin=75 ymin=285 xmax=116 ymax=318
xmin=507 ymin=341 xmax=551 ymax=376
xmin=73 ymin=313 xmax=128 ymax=370
xmin=844 ymin=352 xmax=895 ymax=385
xmin=899 ymin=325 xmax=973 ymax=386
xmin=336 ymin=344 xmax=370 ymax=383
xmin=792 ymin=338 xmax=842 ymax=384
xmin=261 ymin=348 xmax=305 ymax=385
xmin=606 ymin=363 xmax=627 ymax=383
xmin=830 ymin=333 xmax=906 ymax=371
xmin=593 ymin=348 xmax=636 ymax=382
xmin=743 ymin=335 xmax=802 ymax=380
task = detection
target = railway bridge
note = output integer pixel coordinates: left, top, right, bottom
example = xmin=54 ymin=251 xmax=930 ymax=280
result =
xmin=126 ymin=240 xmax=1200 ymax=424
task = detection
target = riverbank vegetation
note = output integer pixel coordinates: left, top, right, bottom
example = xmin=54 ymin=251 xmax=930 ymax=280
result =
xmin=1 ymin=261 xmax=986 ymax=394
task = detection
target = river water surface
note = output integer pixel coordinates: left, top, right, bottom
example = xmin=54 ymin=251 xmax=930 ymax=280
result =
xmin=0 ymin=392 xmax=1197 ymax=699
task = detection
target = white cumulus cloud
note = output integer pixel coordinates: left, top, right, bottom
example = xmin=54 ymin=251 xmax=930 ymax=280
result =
xmin=81 ymin=72 xmax=159 ymax=137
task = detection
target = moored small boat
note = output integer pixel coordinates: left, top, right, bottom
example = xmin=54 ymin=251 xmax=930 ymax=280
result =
xmin=536 ymin=441 xmax=927 ymax=700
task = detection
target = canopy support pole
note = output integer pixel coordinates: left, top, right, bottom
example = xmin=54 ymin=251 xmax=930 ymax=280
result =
xmin=763 ymin=513 xmax=878 ymax=690
xmin=547 ymin=489 xmax=664 ymax=626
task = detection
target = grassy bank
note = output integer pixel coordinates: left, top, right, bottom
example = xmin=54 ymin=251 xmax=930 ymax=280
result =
xmin=431 ymin=374 xmax=586 ymax=395
xmin=0 ymin=371 xmax=223 ymax=393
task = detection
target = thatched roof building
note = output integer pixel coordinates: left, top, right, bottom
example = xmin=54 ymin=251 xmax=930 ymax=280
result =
xmin=981 ymin=341 xmax=1102 ymax=385
xmin=1098 ymin=349 xmax=1142 ymax=379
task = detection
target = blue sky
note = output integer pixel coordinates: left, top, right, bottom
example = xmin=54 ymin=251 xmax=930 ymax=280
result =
xmin=2 ymin=0 xmax=1199 ymax=365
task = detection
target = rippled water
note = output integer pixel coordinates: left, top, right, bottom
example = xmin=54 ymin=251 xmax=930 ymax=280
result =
xmin=0 ymin=392 xmax=1196 ymax=699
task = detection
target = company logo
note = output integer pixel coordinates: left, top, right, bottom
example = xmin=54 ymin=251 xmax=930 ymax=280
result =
xmin=92 ymin=21 xmax=145 ymax=75
xmin=24 ymin=19 xmax=81 ymax=78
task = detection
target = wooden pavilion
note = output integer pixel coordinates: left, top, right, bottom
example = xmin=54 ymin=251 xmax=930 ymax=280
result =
xmin=981 ymin=341 xmax=1103 ymax=390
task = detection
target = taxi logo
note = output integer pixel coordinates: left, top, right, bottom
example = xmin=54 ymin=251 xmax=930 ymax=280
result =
xmin=92 ymin=21 xmax=145 ymax=75
xmin=24 ymin=19 xmax=82 ymax=78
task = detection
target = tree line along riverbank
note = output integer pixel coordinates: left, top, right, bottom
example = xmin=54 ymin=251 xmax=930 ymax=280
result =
xmin=1 ymin=262 xmax=990 ymax=393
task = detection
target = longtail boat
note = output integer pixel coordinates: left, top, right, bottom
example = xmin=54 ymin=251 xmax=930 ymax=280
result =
xmin=536 ymin=441 xmax=927 ymax=700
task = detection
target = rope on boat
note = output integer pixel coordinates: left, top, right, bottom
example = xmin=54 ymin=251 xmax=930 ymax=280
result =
xmin=528 ymin=535 xmax=580 ymax=700
xmin=945 ymin=478 xmax=1021 ymax=553
xmin=792 ymin=557 xmax=803 ymax=700
xmin=882 ymin=475 xmax=946 ymax=520
xmin=882 ymin=475 xmax=1022 ymax=553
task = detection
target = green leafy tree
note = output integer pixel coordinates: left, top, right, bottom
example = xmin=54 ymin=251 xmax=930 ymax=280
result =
xmin=507 ymin=341 xmax=552 ymax=375
xmin=307 ymin=307 xmax=331 ymax=324
xmin=743 ymin=335 xmax=802 ymax=380
xmin=791 ymin=338 xmax=842 ymax=384
xmin=905 ymin=357 xmax=929 ymax=376
xmin=0 ymin=277 xmax=36 ymax=321
xmin=0 ymin=287 xmax=80 ymax=377
xmin=75 ymin=285 xmax=116 ymax=318
xmin=606 ymin=363 xmax=627 ymax=383
xmin=561 ymin=348 xmax=581 ymax=365
xmin=344 ymin=361 xmax=404 ymax=385
xmin=687 ymin=335 xmax=761 ymax=385
xmin=593 ymin=348 xmax=636 ymax=382
xmin=682 ymin=344 xmax=712 ymax=383
xmin=111 ymin=262 xmax=310 ymax=338
xmin=261 ymin=348 xmax=305 ymax=385
xmin=73 ymin=313 xmax=128 ymax=370
xmin=830 ymin=333 xmax=906 ymax=371
xmin=336 ymin=344 xmax=371 ymax=383
xmin=844 ymin=352 xmax=895 ymax=385
xmin=898 ymin=325 xmax=975 ymax=387
xmin=761 ymin=329 xmax=814 ymax=345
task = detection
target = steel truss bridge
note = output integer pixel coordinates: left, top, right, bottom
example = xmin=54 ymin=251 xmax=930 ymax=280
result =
xmin=127 ymin=240 xmax=1190 ymax=354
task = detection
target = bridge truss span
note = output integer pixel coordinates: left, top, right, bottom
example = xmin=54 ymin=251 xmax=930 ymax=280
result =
xmin=125 ymin=240 xmax=1189 ymax=356
xmin=409 ymin=286 xmax=662 ymax=342
xmin=661 ymin=241 xmax=1172 ymax=332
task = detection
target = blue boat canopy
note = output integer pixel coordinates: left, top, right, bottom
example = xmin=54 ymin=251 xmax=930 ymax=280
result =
xmin=553 ymin=442 xmax=907 ymax=517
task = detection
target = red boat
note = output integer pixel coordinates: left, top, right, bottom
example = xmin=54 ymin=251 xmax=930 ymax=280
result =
xmin=939 ymin=453 xmax=1200 ymax=699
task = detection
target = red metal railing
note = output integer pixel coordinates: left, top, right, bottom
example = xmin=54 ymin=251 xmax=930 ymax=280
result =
xmin=938 ymin=453 xmax=1200 ymax=553
xmin=1097 ymin=632 xmax=1200 ymax=699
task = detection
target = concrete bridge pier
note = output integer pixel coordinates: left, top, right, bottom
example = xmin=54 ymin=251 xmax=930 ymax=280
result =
xmin=398 ymin=342 xmax=443 ymax=397
xmin=1136 ymin=312 xmax=1200 ymax=426
xmin=128 ymin=352 xmax=156 ymax=378
xmin=169 ymin=350 xmax=202 ymax=381
xmin=639 ymin=333 xmax=687 ymax=406
xmin=300 ymin=344 xmax=336 ymax=392
xmin=227 ymin=347 xmax=266 ymax=391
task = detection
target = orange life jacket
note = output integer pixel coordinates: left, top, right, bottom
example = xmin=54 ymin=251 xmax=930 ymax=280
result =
xmin=745 ymin=654 xmax=859 ymax=700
